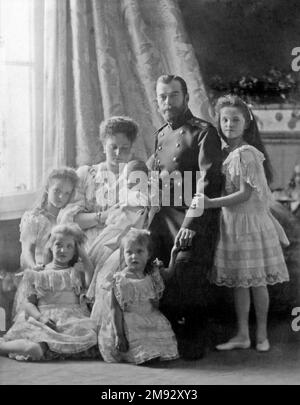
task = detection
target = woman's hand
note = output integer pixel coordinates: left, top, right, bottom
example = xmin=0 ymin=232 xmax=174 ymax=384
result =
xmin=115 ymin=334 xmax=129 ymax=352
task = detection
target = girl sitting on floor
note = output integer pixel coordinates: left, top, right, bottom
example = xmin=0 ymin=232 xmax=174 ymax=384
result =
xmin=0 ymin=224 xmax=98 ymax=361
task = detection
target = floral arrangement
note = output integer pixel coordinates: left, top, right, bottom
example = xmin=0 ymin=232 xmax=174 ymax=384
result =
xmin=208 ymin=68 xmax=299 ymax=105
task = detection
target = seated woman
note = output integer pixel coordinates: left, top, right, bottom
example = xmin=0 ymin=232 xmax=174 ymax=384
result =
xmin=60 ymin=116 xmax=140 ymax=249
xmin=86 ymin=160 xmax=157 ymax=327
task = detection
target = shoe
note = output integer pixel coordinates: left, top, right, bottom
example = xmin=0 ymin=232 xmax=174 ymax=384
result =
xmin=216 ymin=339 xmax=251 ymax=351
xmin=256 ymin=339 xmax=270 ymax=352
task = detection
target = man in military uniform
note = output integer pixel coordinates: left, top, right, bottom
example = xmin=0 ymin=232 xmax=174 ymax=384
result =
xmin=148 ymin=75 xmax=223 ymax=359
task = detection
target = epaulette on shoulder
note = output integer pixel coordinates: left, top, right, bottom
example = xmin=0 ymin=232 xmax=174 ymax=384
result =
xmin=152 ymin=122 xmax=168 ymax=137
xmin=187 ymin=117 xmax=210 ymax=129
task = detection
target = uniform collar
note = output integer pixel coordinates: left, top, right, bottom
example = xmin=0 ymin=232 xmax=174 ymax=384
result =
xmin=167 ymin=108 xmax=194 ymax=130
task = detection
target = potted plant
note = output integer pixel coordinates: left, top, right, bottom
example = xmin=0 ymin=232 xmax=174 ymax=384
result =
xmin=208 ymin=68 xmax=300 ymax=132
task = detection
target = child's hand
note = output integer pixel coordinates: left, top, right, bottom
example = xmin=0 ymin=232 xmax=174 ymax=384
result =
xmin=170 ymin=244 xmax=180 ymax=259
xmin=115 ymin=334 xmax=129 ymax=352
xmin=191 ymin=193 xmax=203 ymax=209
xmin=152 ymin=258 xmax=164 ymax=271
xmin=191 ymin=193 xmax=212 ymax=210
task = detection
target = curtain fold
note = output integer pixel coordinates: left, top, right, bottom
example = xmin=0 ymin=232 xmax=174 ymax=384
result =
xmin=42 ymin=0 xmax=210 ymax=178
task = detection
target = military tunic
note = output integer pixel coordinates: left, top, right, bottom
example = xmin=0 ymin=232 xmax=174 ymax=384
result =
xmin=148 ymin=109 xmax=223 ymax=311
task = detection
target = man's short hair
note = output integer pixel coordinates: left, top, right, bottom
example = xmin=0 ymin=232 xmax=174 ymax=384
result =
xmin=156 ymin=75 xmax=188 ymax=96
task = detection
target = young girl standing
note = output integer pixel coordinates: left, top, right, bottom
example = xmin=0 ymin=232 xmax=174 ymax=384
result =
xmin=0 ymin=224 xmax=97 ymax=361
xmin=98 ymin=229 xmax=179 ymax=364
xmin=194 ymin=95 xmax=289 ymax=352
xmin=13 ymin=168 xmax=79 ymax=318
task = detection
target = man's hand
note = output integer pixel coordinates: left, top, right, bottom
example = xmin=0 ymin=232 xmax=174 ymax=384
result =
xmin=175 ymin=227 xmax=196 ymax=249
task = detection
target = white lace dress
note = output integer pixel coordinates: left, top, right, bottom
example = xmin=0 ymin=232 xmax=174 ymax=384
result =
xmin=210 ymin=145 xmax=290 ymax=288
xmin=4 ymin=264 xmax=98 ymax=359
xmin=98 ymin=268 xmax=179 ymax=364
xmin=13 ymin=210 xmax=57 ymax=319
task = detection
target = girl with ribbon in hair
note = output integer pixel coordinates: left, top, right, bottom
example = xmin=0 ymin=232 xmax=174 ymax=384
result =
xmin=0 ymin=224 xmax=98 ymax=361
xmin=98 ymin=229 xmax=179 ymax=364
xmin=193 ymin=95 xmax=289 ymax=352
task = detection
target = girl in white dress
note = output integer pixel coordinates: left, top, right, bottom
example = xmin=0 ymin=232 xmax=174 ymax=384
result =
xmin=13 ymin=168 xmax=79 ymax=319
xmin=0 ymin=224 xmax=97 ymax=361
xmin=98 ymin=229 xmax=179 ymax=364
xmin=193 ymin=95 xmax=289 ymax=352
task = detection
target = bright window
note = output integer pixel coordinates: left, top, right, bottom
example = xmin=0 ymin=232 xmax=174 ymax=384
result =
xmin=0 ymin=0 xmax=43 ymax=197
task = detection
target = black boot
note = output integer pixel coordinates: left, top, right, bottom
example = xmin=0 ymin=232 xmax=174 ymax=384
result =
xmin=177 ymin=313 xmax=207 ymax=360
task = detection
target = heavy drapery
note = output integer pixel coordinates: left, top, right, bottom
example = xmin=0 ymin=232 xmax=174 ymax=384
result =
xmin=43 ymin=0 xmax=210 ymax=176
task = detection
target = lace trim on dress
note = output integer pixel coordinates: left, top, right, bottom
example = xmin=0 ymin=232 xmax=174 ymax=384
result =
xmin=22 ymin=266 xmax=83 ymax=298
xmin=19 ymin=210 xmax=51 ymax=243
xmin=113 ymin=271 xmax=162 ymax=310
xmin=212 ymin=272 xmax=290 ymax=288
xmin=223 ymin=145 xmax=272 ymax=202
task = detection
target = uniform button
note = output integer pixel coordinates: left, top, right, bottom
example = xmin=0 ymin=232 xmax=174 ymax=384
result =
xmin=173 ymin=157 xmax=177 ymax=162
xmin=180 ymin=130 xmax=185 ymax=135
xmin=160 ymin=132 xmax=164 ymax=137
xmin=158 ymin=146 xmax=162 ymax=151
xmin=157 ymin=159 xmax=160 ymax=164
xmin=176 ymin=143 xmax=180 ymax=148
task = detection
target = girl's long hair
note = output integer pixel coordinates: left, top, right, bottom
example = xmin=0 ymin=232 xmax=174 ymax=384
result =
xmin=215 ymin=94 xmax=273 ymax=184
xmin=34 ymin=167 xmax=79 ymax=214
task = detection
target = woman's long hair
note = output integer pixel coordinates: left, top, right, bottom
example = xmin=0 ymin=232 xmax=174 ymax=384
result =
xmin=215 ymin=94 xmax=273 ymax=184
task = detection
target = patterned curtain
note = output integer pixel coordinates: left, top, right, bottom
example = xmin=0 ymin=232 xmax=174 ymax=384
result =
xmin=43 ymin=0 xmax=209 ymax=177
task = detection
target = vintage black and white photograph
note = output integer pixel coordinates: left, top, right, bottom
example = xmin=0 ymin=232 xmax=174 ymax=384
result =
xmin=0 ymin=0 xmax=300 ymax=387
